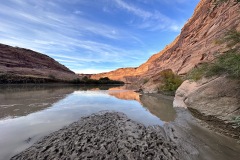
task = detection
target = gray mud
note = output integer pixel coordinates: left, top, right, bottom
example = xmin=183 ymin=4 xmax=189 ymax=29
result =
xmin=11 ymin=112 xmax=183 ymax=160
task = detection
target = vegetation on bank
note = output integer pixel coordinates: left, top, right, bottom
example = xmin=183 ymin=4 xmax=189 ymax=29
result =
xmin=70 ymin=76 xmax=124 ymax=85
xmin=187 ymin=52 xmax=240 ymax=80
xmin=0 ymin=74 xmax=124 ymax=85
xmin=231 ymin=116 xmax=240 ymax=128
xmin=157 ymin=70 xmax=183 ymax=93
xmin=232 ymin=116 xmax=240 ymax=142
xmin=187 ymin=30 xmax=240 ymax=81
xmin=0 ymin=74 xmax=59 ymax=84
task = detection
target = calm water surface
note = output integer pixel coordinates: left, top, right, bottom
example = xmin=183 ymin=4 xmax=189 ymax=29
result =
xmin=0 ymin=85 xmax=239 ymax=160
xmin=0 ymin=85 xmax=176 ymax=160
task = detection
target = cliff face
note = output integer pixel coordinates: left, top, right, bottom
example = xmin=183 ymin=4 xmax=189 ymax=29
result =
xmin=91 ymin=0 xmax=240 ymax=83
xmin=0 ymin=43 xmax=77 ymax=80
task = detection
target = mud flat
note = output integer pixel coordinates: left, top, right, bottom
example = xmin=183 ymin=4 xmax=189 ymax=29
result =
xmin=11 ymin=112 xmax=184 ymax=160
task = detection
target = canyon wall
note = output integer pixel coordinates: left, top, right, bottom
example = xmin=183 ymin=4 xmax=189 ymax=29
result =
xmin=0 ymin=43 xmax=77 ymax=80
xmin=91 ymin=0 xmax=240 ymax=83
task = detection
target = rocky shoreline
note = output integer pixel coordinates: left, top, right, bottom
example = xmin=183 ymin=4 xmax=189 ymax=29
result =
xmin=11 ymin=112 xmax=184 ymax=160
xmin=174 ymin=77 xmax=240 ymax=140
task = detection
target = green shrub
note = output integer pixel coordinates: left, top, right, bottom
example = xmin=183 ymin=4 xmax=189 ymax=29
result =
xmin=188 ymin=52 xmax=240 ymax=80
xmin=207 ymin=52 xmax=240 ymax=78
xmin=220 ymin=30 xmax=240 ymax=50
xmin=187 ymin=63 xmax=209 ymax=81
xmin=70 ymin=77 xmax=124 ymax=85
xmin=159 ymin=70 xmax=183 ymax=92
xmin=72 ymin=78 xmax=82 ymax=83
xmin=188 ymin=29 xmax=240 ymax=81
xmin=82 ymin=76 xmax=89 ymax=81
xmin=231 ymin=116 xmax=240 ymax=128
xmin=99 ymin=77 xmax=110 ymax=81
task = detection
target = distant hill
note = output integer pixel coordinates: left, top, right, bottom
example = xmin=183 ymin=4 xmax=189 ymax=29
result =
xmin=0 ymin=43 xmax=77 ymax=82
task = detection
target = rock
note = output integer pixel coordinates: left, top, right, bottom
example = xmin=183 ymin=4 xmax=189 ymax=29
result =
xmin=0 ymin=43 xmax=77 ymax=81
xmin=11 ymin=112 xmax=184 ymax=160
xmin=174 ymin=76 xmax=240 ymax=139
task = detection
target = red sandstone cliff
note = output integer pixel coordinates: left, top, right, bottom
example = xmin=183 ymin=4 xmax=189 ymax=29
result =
xmin=0 ymin=43 xmax=77 ymax=80
xmin=91 ymin=0 xmax=240 ymax=83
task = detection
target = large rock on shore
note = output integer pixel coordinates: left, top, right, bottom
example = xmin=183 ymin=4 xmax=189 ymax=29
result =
xmin=174 ymin=76 xmax=240 ymax=139
xmin=11 ymin=112 xmax=184 ymax=160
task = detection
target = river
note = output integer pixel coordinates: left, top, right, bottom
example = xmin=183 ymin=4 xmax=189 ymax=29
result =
xmin=0 ymin=85 xmax=239 ymax=160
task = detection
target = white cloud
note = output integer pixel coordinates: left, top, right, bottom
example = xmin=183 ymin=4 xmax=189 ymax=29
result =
xmin=0 ymin=0 xmax=145 ymax=63
xmin=113 ymin=0 xmax=183 ymax=32
xmin=170 ymin=25 xmax=182 ymax=32
xmin=0 ymin=0 xmax=192 ymax=74
xmin=0 ymin=1 xmax=137 ymax=40
xmin=114 ymin=0 xmax=152 ymax=19
xmin=74 ymin=10 xmax=83 ymax=15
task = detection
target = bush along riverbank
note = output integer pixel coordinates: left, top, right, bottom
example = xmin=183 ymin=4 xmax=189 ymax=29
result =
xmin=0 ymin=74 xmax=124 ymax=85
xmin=0 ymin=74 xmax=60 ymax=84
xmin=70 ymin=77 xmax=124 ymax=85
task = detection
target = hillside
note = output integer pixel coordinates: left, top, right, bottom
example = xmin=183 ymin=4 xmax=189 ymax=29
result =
xmin=91 ymin=0 xmax=240 ymax=83
xmin=0 ymin=43 xmax=77 ymax=81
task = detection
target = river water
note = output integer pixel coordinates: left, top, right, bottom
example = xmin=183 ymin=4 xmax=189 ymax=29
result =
xmin=0 ymin=85 xmax=239 ymax=160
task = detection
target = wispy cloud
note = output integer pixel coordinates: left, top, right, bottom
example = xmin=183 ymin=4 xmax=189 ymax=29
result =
xmin=74 ymin=10 xmax=83 ymax=15
xmin=0 ymin=0 xmax=146 ymax=72
xmin=113 ymin=0 xmax=183 ymax=31
xmin=0 ymin=0 xmax=198 ymax=73
xmin=114 ymin=0 xmax=152 ymax=19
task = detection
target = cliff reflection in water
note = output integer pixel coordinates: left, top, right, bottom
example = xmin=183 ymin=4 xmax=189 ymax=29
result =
xmin=140 ymin=95 xmax=176 ymax=122
xmin=109 ymin=89 xmax=176 ymax=122
xmin=0 ymin=85 xmax=77 ymax=119
xmin=108 ymin=90 xmax=140 ymax=102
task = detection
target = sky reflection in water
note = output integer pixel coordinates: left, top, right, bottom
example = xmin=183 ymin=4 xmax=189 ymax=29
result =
xmin=0 ymin=85 xmax=176 ymax=160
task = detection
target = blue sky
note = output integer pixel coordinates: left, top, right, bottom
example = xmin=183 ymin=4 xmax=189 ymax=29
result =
xmin=0 ymin=0 xmax=199 ymax=73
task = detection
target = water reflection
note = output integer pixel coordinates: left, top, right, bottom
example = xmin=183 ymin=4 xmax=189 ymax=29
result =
xmin=109 ymin=90 xmax=176 ymax=122
xmin=140 ymin=94 xmax=176 ymax=122
xmin=0 ymin=85 xmax=239 ymax=160
xmin=0 ymin=85 xmax=75 ymax=119
xmin=108 ymin=90 xmax=141 ymax=102
xmin=0 ymin=85 xmax=125 ymax=119
xmin=0 ymin=85 xmax=171 ymax=160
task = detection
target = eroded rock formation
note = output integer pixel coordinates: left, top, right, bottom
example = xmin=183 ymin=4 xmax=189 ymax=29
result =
xmin=91 ymin=0 xmax=240 ymax=84
xmin=0 ymin=43 xmax=77 ymax=81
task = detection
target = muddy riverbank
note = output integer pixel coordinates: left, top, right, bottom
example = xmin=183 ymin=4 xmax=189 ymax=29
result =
xmin=11 ymin=112 xmax=184 ymax=160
